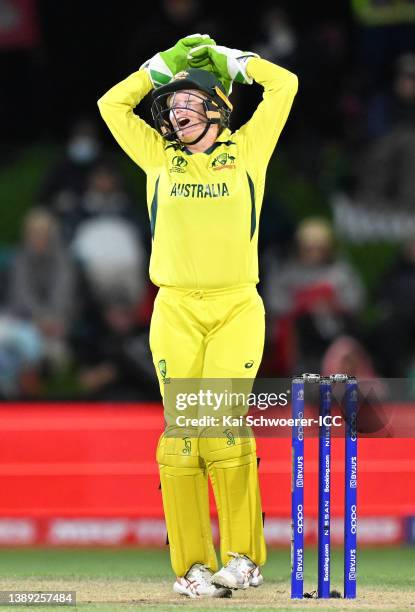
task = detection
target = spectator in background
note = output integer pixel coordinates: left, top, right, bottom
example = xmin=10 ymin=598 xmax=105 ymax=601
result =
xmin=71 ymin=212 xmax=146 ymax=309
xmin=322 ymin=334 xmax=380 ymax=380
xmin=81 ymin=163 xmax=139 ymax=223
xmin=253 ymin=7 xmax=297 ymax=69
xmin=38 ymin=118 xmax=107 ymax=232
xmin=7 ymin=208 xmax=75 ymax=371
xmin=355 ymin=54 xmax=415 ymax=214
xmin=321 ymin=334 xmax=390 ymax=435
xmin=365 ymin=52 xmax=415 ymax=140
xmin=71 ymin=291 xmax=158 ymax=401
xmin=370 ymin=237 xmax=415 ymax=377
xmin=67 ymin=163 xmax=151 ymax=397
xmin=263 ymin=217 xmax=364 ymax=374
xmin=52 ymin=162 xmax=142 ymax=244
xmin=69 ymin=164 xmax=147 ymax=304
xmin=330 ymin=53 xmax=415 ymax=241
xmin=0 ymin=314 xmax=43 ymax=399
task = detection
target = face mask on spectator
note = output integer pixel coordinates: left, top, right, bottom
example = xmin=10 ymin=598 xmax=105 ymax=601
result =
xmin=67 ymin=136 xmax=99 ymax=163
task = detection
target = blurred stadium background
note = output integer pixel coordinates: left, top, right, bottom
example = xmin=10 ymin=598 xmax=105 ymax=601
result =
xmin=0 ymin=0 xmax=415 ymax=598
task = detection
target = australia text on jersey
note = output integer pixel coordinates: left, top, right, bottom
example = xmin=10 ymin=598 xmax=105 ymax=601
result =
xmin=170 ymin=182 xmax=230 ymax=198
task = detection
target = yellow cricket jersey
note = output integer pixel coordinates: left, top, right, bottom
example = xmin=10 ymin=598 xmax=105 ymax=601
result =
xmin=97 ymin=58 xmax=298 ymax=290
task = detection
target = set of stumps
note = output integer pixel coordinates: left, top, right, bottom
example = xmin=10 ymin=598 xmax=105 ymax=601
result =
xmin=291 ymin=373 xmax=358 ymax=599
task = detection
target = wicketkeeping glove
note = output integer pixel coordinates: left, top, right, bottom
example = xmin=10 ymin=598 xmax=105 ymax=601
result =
xmin=140 ymin=34 xmax=216 ymax=88
xmin=187 ymin=45 xmax=259 ymax=95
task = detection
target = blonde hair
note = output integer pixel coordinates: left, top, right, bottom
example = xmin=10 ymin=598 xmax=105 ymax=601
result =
xmin=296 ymin=217 xmax=334 ymax=249
xmin=24 ymin=208 xmax=57 ymax=235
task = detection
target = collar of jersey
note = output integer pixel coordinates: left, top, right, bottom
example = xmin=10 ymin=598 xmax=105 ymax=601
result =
xmin=165 ymin=129 xmax=234 ymax=156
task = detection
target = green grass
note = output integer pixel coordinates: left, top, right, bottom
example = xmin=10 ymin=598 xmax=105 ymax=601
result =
xmin=0 ymin=547 xmax=414 ymax=610
xmin=0 ymin=546 xmax=413 ymax=586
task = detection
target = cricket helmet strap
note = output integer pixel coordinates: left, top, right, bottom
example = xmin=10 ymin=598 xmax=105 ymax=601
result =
xmin=151 ymin=68 xmax=233 ymax=145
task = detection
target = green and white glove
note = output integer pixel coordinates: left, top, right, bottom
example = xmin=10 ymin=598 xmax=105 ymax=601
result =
xmin=187 ymin=44 xmax=259 ymax=95
xmin=140 ymin=34 xmax=216 ymax=88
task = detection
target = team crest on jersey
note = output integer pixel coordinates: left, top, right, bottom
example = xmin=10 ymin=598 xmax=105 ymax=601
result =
xmin=158 ymin=359 xmax=170 ymax=383
xmin=170 ymin=155 xmax=188 ymax=173
xmin=211 ymin=152 xmax=236 ymax=171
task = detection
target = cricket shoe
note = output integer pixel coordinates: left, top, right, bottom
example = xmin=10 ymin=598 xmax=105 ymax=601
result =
xmin=173 ymin=563 xmax=232 ymax=598
xmin=211 ymin=552 xmax=264 ymax=590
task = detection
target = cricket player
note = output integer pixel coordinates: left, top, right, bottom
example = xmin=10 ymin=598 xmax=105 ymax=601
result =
xmin=98 ymin=34 xmax=298 ymax=598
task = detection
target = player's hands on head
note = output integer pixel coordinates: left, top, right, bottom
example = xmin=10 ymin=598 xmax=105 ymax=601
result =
xmin=141 ymin=34 xmax=216 ymax=88
xmin=187 ymin=45 xmax=259 ymax=95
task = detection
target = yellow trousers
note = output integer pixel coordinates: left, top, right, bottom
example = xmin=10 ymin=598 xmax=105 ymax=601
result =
xmin=150 ymin=285 xmax=267 ymax=577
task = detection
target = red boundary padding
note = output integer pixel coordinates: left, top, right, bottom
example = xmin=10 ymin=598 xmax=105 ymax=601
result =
xmin=0 ymin=403 xmax=414 ymax=518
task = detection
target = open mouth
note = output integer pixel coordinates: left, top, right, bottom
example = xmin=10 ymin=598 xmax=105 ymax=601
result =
xmin=177 ymin=117 xmax=191 ymax=129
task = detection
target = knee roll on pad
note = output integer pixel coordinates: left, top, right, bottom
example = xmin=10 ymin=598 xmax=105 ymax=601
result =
xmin=198 ymin=431 xmax=256 ymax=464
xmin=156 ymin=433 xmax=203 ymax=469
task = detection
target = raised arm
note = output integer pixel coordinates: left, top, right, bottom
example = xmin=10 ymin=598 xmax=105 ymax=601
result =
xmin=187 ymin=45 xmax=298 ymax=167
xmin=236 ymin=58 xmax=298 ymax=166
xmin=97 ymin=69 xmax=163 ymax=172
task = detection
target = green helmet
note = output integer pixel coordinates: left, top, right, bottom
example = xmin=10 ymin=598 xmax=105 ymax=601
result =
xmin=151 ymin=68 xmax=233 ymax=145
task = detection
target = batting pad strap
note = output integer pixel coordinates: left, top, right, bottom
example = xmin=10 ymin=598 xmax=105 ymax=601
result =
xmin=199 ymin=434 xmax=256 ymax=463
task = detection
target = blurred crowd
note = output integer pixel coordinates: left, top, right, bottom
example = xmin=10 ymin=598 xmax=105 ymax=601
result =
xmin=0 ymin=119 xmax=158 ymax=400
xmin=2 ymin=0 xmax=415 ymax=399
